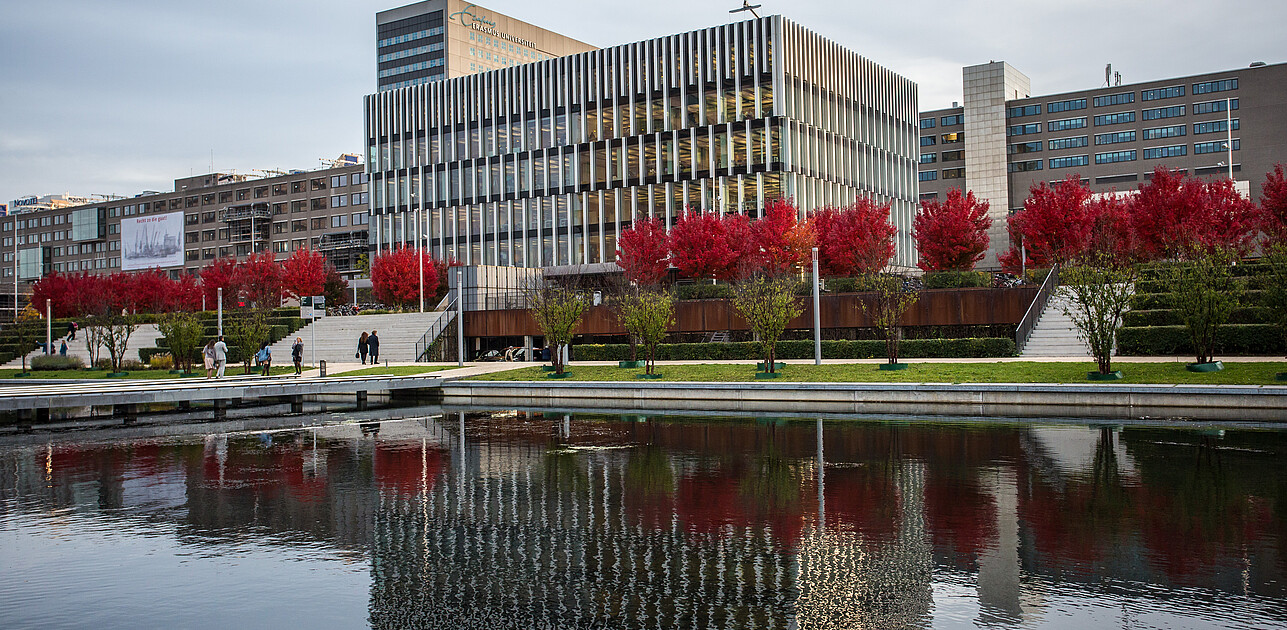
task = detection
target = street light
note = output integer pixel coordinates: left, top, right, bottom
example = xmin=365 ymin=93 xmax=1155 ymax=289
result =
xmin=1225 ymin=96 xmax=1235 ymax=181
xmin=417 ymin=206 xmax=424 ymax=313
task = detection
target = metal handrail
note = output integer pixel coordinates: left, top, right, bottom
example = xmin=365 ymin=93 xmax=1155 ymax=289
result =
xmin=414 ymin=296 xmax=457 ymax=362
xmin=1015 ymin=265 xmax=1060 ymax=354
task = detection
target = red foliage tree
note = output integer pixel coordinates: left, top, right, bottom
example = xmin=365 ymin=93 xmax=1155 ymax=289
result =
xmin=30 ymin=272 xmax=77 ymax=318
xmin=200 ymin=257 xmax=238 ymax=310
xmin=1086 ymin=192 xmax=1135 ymax=264
xmin=753 ymin=198 xmax=814 ymax=274
xmin=232 ymin=252 xmax=284 ymax=308
xmin=666 ymin=209 xmax=755 ymax=281
xmin=281 ymin=249 xmax=328 ymax=300
xmin=1001 ymin=176 xmax=1094 ymax=270
xmin=1129 ymin=166 xmax=1256 ymax=259
xmin=322 ymin=264 xmax=348 ymax=306
xmin=1260 ymin=164 xmax=1287 ymax=244
xmin=370 ymin=247 xmax=440 ymax=308
xmin=913 ymin=188 xmax=992 ymax=272
xmin=616 ymin=217 xmax=670 ymax=285
xmin=810 ymin=198 xmax=897 ymax=277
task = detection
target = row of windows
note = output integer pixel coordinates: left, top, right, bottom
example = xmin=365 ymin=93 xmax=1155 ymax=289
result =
xmin=1009 ymin=159 xmax=1042 ymax=173
xmin=1010 ymin=139 xmax=1242 ymax=171
xmin=1094 ymin=131 xmax=1136 ymax=145
xmin=1048 ymin=136 xmax=1088 ymax=150
xmin=1142 ymin=85 xmax=1184 ymax=101
xmin=919 ymin=153 xmax=935 ymax=164
xmin=919 ymin=118 xmax=935 ymax=129
xmin=1048 ymin=117 xmax=1086 ymax=132
xmin=1094 ymin=92 xmax=1135 ymax=107
xmin=1194 ymin=98 xmax=1238 ymax=114
xmin=1047 ymin=98 xmax=1086 ymax=114
xmin=376 ymin=26 xmax=444 ymax=49
xmin=1094 ymin=111 xmax=1135 ymax=126
xmin=1008 ymin=141 xmax=1041 ymax=155
xmin=377 ymin=42 xmax=445 ymax=63
xmin=1193 ymin=119 xmax=1239 ymax=134
xmin=1008 ymin=104 xmax=1041 ymax=118
xmin=1142 ymin=105 xmax=1185 ymax=120
xmin=1194 ymin=78 xmax=1238 ymax=94
xmin=940 ymin=114 xmax=963 ymax=126
xmin=919 ymin=168 xmax=965 ymax=181
xmin=1008 ymin=123 xmax=1041 ymax=136
xmin=382 ymin=75 xmax=445 ymax=90
xmin=1143 ymin=145 xmax=1186 ymax=159
xmin=1144 ymin=125 xmax=1186 ymax=140
xmin=1195 ymin=139 xmax=1240 ymax=153
xmin=1095 ymin=150 xmax=1136 ymax=164
xmin=1049 ymin=155 xmax=1089 ymax=169
xmin=920 ymin=132 xmax=964 ymax=146
xmin=378 ymin=57 xmax=445 ymax=79
xmin=468 ymin=31 xmax=553 ymax=62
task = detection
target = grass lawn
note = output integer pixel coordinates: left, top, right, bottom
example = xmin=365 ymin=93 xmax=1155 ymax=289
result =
xmin=466 ymin=361 xmax=1287 ymax=386
xmin=330 ymin=365 xmax=455 ymax=377
xmin=0 ymin=366 xmax=309 ymax=380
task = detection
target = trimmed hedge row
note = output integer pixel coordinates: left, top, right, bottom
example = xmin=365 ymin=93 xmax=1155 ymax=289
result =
xmin=1136 ymin=276 xmax=1271 ymax=294
xmin=1131 ymin=290 xmax=1267 ymax=311
xmin=571 ymin=337 xmax=1015 ymax=361
xmin=923 ymin=271 xmax=990 ymax=289
xmin=1117 ymin=324 xmax=1284 ymax=356
xmin=1123 ymin=307 xmax=1271 ymax=327
xmin=1137 ymin=262 xmax=1269 ymax=281
xmin=677 ymin=283 xmax=733 ymax=300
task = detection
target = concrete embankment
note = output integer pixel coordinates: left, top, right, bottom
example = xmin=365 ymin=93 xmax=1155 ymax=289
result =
xmin=440 ymin=380 xmax=1287 ymax=421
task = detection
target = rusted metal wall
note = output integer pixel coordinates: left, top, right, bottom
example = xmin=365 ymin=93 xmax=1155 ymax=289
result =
xmin=462 ymin=287 xmax=1038 ymax=338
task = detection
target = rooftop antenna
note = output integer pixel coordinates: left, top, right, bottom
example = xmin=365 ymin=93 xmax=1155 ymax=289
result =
xmin=730 ymin=0 xmax=762 ymax=18
xmin=1104 ymin=63 xmax=1111 ymax=87
xmin=1114 ymin=71 xmax=1122 ymax=86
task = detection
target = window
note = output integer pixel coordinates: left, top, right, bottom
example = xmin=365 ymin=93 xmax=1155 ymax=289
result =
xmin=311 ymin=178 xmax=326 ymax=191
xmin=185 ymin=231 xmax=199 ymax=244
xmin=202 ymin=230 xmax=216 ymax=241
xmin=941 ymin=168 xmax=965 ymax=179
xmin=311 ymin=198 xmax=327 ymax=211
xmin=331 ymin=215 xmax=348 ymax=228
xmin=330 ymin=195 xmax=348 ymax=207
xmin=291 ymin=200 xmax=306 ymax=213
xmin=203 ymin=248 xmax=215 ymax=260
xmin=218 ymin=191 xmax=233 ymax=203
xmin=253 ymin=186 xmax=268 ymax=199
xmin=292 ymin=220 xmax=307 ymax=232
xmin=185 ymin=214 xmax=200 ymax=225
xmin=1094 ymin=112 xmax=1136 ymax=126
xmin=187 ymin=250 xmax=200 ymax=262
xmin=273 ymin=241 xmax=288 ymax=253
xmin=1008 ymin=141 xmax=1042 ymax=155
xmin=1048 ymin=117 xmax=1087 ymax=132
xmin=940 ymin=114 xmax=963 ymax=126
xmin=919 ymin=153 xmax=937 ymax=164
xmin=1142 ymin=145 xmax=1187 ymax=159
xmin=1142 ymin=86 xmax=1185 ymax=101
xmin=291 ymin=181 xmax=305 ymax=194
xmin=202 ymin=211 xmax=217 ymax=223
xmin=1048 ymin=136 xmax=1088 ymax=150
xmin=1194 ymin=139 xmax=1240 ymax=154
xmin=330 ymin=175 xmax=349 ymax=188
xmin=1143 ymin=125 xmax=1186 ymax=140
xmin=272 ymin=203 xmax=286 ymax=215
xmin=1049 ymin=155 xmax=1089 ymax=169
xmin=201 ymin=194 xmax=215 ymax=205
xmin=918 ymin=171 xmax=938 ymax=182
xmin=1094 ymin=92 xmax=1135 ymax=107
xmin=1047 ymin=99 xmax=1087 ymax=113
xmin=920 ymin=136 xmax=936 ymax=146
xmin=1008 ymin=104 xmax=1041 ymax=118
xmin=350 ymin=192 xmax=369 ymax=205
xmin=941 ymin=150 xmax=964 ymax=162
xmin=1095 ymin=150 xmax=1136 ymax=164
xmin=1193 ymin=78 xmax=1237 ymax=94
xmin=310 ymin=217 xmax=326 ymax=230
xmin=1095 ymin=131 xmax=1136 ymax=145
xmin=1194 ymin=99 xmax=1238 ymax=114
xmin=185 ymin=196 xmax=199 ymax=208
xmin=274 ymin=221 xmax=286 ymax=234
xmin=1009 ymin=159 xmax=1043 ymax=173
xmin=1143 ymin=105 xmax=1185 ymax=120
xmin=351 ymin=213 xmax=369 ymax=225
xmin=272 ymin=183 xmax=289 ymax=196
xmin=1194 ymin=119 xmax=1239 ymax=134
xmin=940 ymin=132 xmax=963 ymax=144
xmin=919 ymin=118 xmax=936 ymax=129
xmin=236 ymin=189 xmax=249 ymax=201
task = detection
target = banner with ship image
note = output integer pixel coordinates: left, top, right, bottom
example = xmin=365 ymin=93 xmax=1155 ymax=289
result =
xmin=121 ymin=211 xmax=184 ymax=271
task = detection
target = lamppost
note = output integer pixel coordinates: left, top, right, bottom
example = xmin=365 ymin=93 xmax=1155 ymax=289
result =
xmin=417 ymin=206 xmax=424 ymax=313
xmin=1225 ymin=96 xmax=1235 ymax=181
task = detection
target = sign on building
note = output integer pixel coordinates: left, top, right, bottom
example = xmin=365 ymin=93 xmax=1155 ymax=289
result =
xmin=121 ymin=211 xmax=184 ymax=270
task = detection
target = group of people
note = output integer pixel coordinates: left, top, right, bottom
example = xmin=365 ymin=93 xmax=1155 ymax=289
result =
xmin=357 ymin=330 xmax=380 ymax=364
xmin=201 ymin=336 xmax=307 ymax=378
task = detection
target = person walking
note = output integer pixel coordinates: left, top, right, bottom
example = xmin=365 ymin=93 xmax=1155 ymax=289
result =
xmin=256 ymin=343 xmax=272 ymax=377
xmin=291 ymin=337 xmax=304 ymax=375
xmin=67 ymin=321 xmax=77 ymax=341
xmin=368 ymin=330 xmax=380 ymax=364
xmin=59 ymin=340 xmax=67 ymax=356
xmin=357 ymin=331 xmax=369 ymax=364
xmin=213 ymin=336 xmax=228 ymax=378
xmin=204 ymin=340 xmax=216 ymax=378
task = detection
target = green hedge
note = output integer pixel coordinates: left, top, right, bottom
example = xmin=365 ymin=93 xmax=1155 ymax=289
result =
xmin=1136 ymin=276 xmax=1268 ymax=294
xmin=923 ymin=271 xmax=990 ymax=289
xmin=1123 ymin=307 xmax=1271 ymax=327
xmin=1117 ymin=324 xmax=1284 ymax=356
xmin=824 ymin=277 xmax=879 ymax=294
xmin=1138 ymin=262 xmax=1269 ymax=281
xmin=1131 ymin=290 xmax=1266 ymax=311
xmin=677 ymin=283 xmax=733 ymax=300
xmin=572 ymin=337 xmax=1015 ymax=361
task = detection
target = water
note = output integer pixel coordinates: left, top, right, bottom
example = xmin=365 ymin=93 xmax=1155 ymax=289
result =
xmin=1 ymin=412 xmax=1284 ymax=629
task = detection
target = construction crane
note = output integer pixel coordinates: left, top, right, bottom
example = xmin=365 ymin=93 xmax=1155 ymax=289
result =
xmin=319 ymin=154 xmax=362 ymax=169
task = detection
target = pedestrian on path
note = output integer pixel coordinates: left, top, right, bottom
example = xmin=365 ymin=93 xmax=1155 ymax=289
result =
xmin=256 ymin=343 xmax=272 ymax=377
xmin=357 ymin=332 xmax=369 ymax=364
xmin=67 ymin=321 xmax=77 ymax=341
xmin=214 ymin=336 xmax=228 ymax=378
xmin=291 ymin=337 xmax=304 ymax=375
xmin=204 ymin=340 xmax=216 ymax=378
xmin=59 ymin=340 xmax=67 ymax=356
xmin=368 ymin=330 xmax=380 ymax=364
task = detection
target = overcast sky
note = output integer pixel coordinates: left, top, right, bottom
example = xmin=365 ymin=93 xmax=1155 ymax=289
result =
xmin=2 ymin=0 xmax=1282 ymax=207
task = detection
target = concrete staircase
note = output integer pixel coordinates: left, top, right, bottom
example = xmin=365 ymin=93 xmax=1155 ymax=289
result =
xmin=266 ymin=311 xmax=452 ymax=365
xmin=1020 ymin=291 xmax=1092 ymax=358
xmin=2 ymin=324 xmax=164 ymax=368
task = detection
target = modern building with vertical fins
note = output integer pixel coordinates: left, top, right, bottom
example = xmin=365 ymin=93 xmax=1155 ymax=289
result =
xmin=363 ymin=15 xmax=921 ymax=273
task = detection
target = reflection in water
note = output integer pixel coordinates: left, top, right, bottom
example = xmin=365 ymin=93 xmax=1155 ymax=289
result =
xmin=0 ymin=415 xmax=1285 ymax=629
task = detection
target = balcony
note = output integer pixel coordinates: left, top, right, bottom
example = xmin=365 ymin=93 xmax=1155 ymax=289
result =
xmin=220 ymin=203 xmax=272 ymax=223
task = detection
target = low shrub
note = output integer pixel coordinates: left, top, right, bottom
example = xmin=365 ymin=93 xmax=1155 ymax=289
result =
xmin=677 ymin=283 xmax=733 ymax=300
xmin=923 ymin=271 xmax=990 ymax=289
xmin=571 ymin=337 xmax=1015 ymax=361
xmin=1117 ymin=324 xmax=1283 ymax=356
xmin=31 ymin=355 xmax=85 ymax=371
xmin=824 ymin=277 xmax=879 ymax=294
xmin=1123 ymin=307 xmax=1270 ymax=328
xmin=93 ymin=358 xmax=113 ymax=370
xmin=119 ymin=359 xmax=146 ymax=371
xmin=148 ymin=353 xmax=174 ymax=370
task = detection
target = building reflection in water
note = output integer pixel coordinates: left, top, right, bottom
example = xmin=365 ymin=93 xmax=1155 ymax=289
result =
xmin=1 ymin=414 xmax=1285 ymax=629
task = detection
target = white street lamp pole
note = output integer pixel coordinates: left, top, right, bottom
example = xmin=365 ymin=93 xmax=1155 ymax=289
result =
xmin=417 ymin=206 xmax=424 ymax=313
xmin=812 ymin=247 xmax=821 ymax=366
xmin=1226 ymin=96 xmax=1234 ymax=181
xmin=217 ymin=287 xmax=223 ymax=336
xmin=45 ymin=299 xmax=51 ymax=355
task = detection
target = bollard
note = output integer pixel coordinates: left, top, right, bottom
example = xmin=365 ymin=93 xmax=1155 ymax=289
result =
xmin=319 ymin=360 xmax=327 ymax=377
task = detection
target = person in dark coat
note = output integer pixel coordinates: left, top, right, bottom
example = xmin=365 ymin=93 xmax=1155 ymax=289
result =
xmin=358 ymin=331 xmax=369 ymax=364
xmin=368 ymin=330 xmax=380 ymax=364
xmin=291 ymin=337 xmax=304 ymax=375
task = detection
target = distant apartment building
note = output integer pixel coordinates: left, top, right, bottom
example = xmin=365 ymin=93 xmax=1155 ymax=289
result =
xmin=2 ymin=164 xmax=370 ymax=311
xmin=8 ymin=194 xmax=116 ymax=216
xmin=918 ymin=61 xmax=1287 ymax=265
xmin=376 ymin=0 xmax=596 ymax=91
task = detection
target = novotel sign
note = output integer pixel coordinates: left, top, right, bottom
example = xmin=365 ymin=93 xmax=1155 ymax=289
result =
xmin=449 ymin=3 xmax=538 ymax=50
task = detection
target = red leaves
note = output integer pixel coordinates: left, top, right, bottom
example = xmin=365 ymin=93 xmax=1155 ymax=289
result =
xmin=234 ymin=252 xmax=284 ymax=308
xmin=1261 ymin=164 xmax=1287 ymax=244
xmin=31 ymin=268 xmax=202 ymax=318
xmin=616 ymin=217 xmax=670 ymax=285
xmin=281 ymin=249 xmax=327 ymax=300
xmin=812 ymin=198 xmax=897 ymax=277
xmin=913 ymin=188 xmax=991 ymax=272
xmin=1130 ymin=166 xmax=1256 ymax=260
xmin=199 ymin=257 xmax=238 ymax=308
xmin=1005 ymin=176 xmax=1095 ymax=269
xmin=370 ymin=247 xmax=440 ymax=308
xmin=754 ymin=199 xmax=815 ymax=274
xmin=666 ymin=209 xmax=755 ymax=281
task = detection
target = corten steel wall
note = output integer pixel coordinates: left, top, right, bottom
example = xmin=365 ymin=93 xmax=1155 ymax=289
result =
xmin=463 ymin=286 xmax=1037 ymax=337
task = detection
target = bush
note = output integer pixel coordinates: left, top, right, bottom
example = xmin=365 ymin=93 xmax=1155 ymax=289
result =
xmin=119 ymin=359 xmax=146 ymax=371
xmin=31 ymin=355 xmax=84 ymax=371
xmin=148 ymin=353 xmax=174 ymax=370
xmin=824 ymin=277 xmax=878 ymax=294
xmin=923 ymin=271 xmax=990 ymax=289
xmin=94 ymin=358 xmax=113 ymax=370
xmin=677 ymin=283 xmax=733 ymax=300
xmin=1123 ymin=307 xmax=1270 ymax=327
xmin=1117 ymin=324 xmax=1283 ymax=356
xmin=571 ymin=337 xmax=1015 ymax=361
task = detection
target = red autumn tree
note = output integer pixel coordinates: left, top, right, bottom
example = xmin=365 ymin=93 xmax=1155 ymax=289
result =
xmin=1001 ymin=176 xmax=1094 ymax=270
xmin=616 ymin=217 xmax=671 ymax=285
xmin=30 ymin=272 xmax=77 ymax=318
xmin=322 ymin=264 xmax=349 ymax=306
xmin=810 ymin=198 xmax=897 ymax=277
xmin=1260 ymin=164 xmax=1287 ymax=244
xmin=1129 ymin=166 xmax=1257 ymax=259
xmin=666 ymin=209 xmax=755 ymax=281
xmin=231 ymin=252 xmax=284 ymax=308
xmin=913 ymin=188 xmax=992 ymax=272
xmin=281 ymin=249 xmax=328 ymax=300
xmin=1202 ymin=177 xmax=1258 ymax=254
xmin=370 ymin=247 xmax=439 ymax=308
xmin=1086 ymin=192 xmax=1135 ymax=264
xmin=200 ymin=257 xmax=239 ymax=310
xmin=753 ymin=198 xmax=815 ymax=274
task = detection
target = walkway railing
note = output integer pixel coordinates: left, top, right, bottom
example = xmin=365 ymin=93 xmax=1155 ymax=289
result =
xmin=415 ymin=296 xmax=457 ymax=362
xmin=1015 ymin=265 xmax=1060 ymax=354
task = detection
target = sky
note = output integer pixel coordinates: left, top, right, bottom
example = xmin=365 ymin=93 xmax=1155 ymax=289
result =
xmin=1 ymin=0 xmax=1283 ymax=208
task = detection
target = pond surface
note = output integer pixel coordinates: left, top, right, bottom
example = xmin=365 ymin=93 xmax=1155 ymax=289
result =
xmin=1 ymin=413 xmax=1284 ymax=629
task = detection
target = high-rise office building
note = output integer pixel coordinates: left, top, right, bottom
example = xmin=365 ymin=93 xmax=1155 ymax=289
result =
xmin=364 ymin=15 xmax=921 ymax=270
xmin=376 ymin=0 xmax=597 ymax=91
xmin=919 ymin=61 xmax=1287 ymax=265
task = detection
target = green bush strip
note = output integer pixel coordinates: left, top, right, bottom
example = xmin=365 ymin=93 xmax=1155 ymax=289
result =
xmin=1116 ymin=324 xmax=1283 ymax=356
xmin=572 ymin=337 xmax=1015 ymax=361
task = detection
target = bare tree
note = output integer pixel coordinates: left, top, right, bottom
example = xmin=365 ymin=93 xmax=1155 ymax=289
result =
xmin=101 ymin=310 xmax=139 ymax=373
xmin=860 ymin=274 xmax=920 ymax=365
xmin=731 ymin=273 xmax=802 ymax=374
xmin=1062 ymin=252 xmax=1136 ymax=376
xmin=616 ymin=288 xmax=676 ymax=375
xmin=1164 ymin=245 xmax=1242 ymax=366
xmin=525 ymin=278 xmax=589 ymax=375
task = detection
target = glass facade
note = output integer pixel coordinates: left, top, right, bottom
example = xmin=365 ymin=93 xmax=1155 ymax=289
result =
xmin=365 ymin=16 xmax=920 ymax=269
